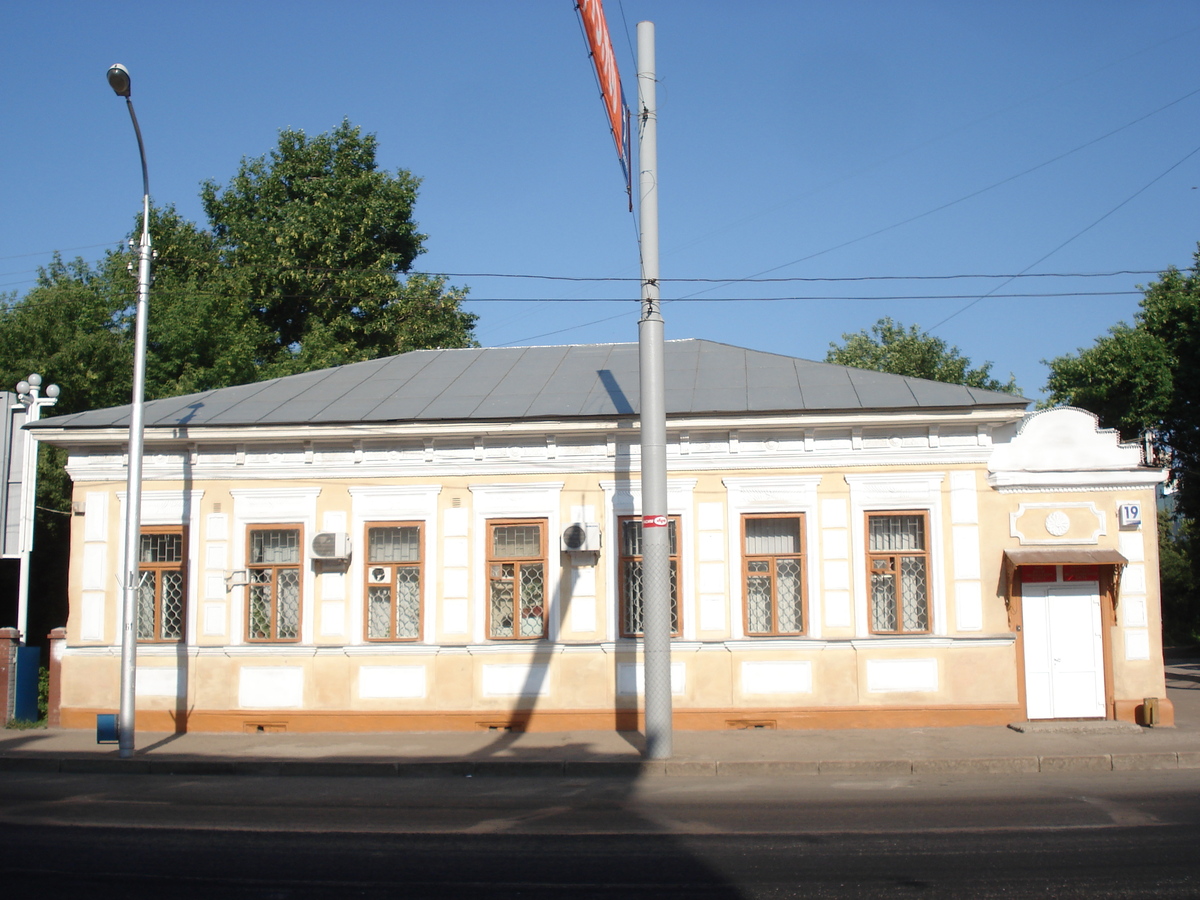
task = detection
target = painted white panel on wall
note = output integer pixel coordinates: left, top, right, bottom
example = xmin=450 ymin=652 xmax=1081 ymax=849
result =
xmin=570 ymin=596 xmax=597 ymax=633
xmin=81 ymin=591 xmax=105 ymax=641
xmin=443 ymin=507 xmax=468 ymax=536
xmin=207 ymin=513 xmax=228 ymax=541
xmin=955 ymin=581 xmax=983 ymax=631
xmin=320 ymin=601 xmax=345 ymax=636
xmin=1123 ymin=564 xmax=1146 ymax=594
xmin=741 ymin=660 xmax=812 ymax=694
xmin=205 ymin=543 xmax=228 ymax=571
xmin=568 ymin=565 xmax=597 ymax=633
xmin=1124 ymin=629 xmax=1151 ymax=661
xmin=822 ymin=529 xmax=848 ymax=560
xmin=617 ymin=662 xmax=686 ymax=696
xmin=823 ymin=560 xmax=849 ymax=591
xmin=866 ymin=658 xmax=939 ymax=693
xmin=482 ymin=663 xmax=550 ymax=696
xmin=699 ymin=532 xmax=724 ymax=563
xmin=443 ymin=569 xmax=469 ymax=599
xmin=949 ymin=470 xmax=979 ymax=524
xmin=821 ymin=499 xmax=847 ymax=528
xmin=84 ymin=492 xmax=108 ymax=542
xmin=136 ymin=667 xmax=181 ymax=698
xmin=81 ymin=544 xmax=107 ymax=591
xmin=1124 ymin=597 xmax=1148 ymax=628
xmin=443 ymin=537 xmax=468 ymax=567
xmin=1118 ymin=530 xmax=1146 ymax=562
xmin=824 ymin=591 xmax=852 ymax=628
xmin=952 ymin=525 xmax=981 ymax=580
xmin=230 ymin=488 xmax=320 ymax=521
xmin=698 ymin=562 xmax=725 ymax=593
xmin=571 ymin=566 xmax=596 ymax=596
xmin=442 ymin=598 xmax=469 ymax=633
xmin=698 ymin=501 xmax=724 ymax=530
xmin=202 ymin=603 xmax=225 ymax=636
xmin=359 ymin=665 xmax=426 ymax=699
xmin=239 ymin=667 xmax=304 ymax=708
xmin=700 ymin=594 xmax=725 ymax=631
xmin=322 ymin=571 xmax=345 ymax=602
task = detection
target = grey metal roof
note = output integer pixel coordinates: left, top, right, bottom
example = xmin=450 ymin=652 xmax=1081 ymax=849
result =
xmin=30 ymin=339 xmax=1028 ymax=432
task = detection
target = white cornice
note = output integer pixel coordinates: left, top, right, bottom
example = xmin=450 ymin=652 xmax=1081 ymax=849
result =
xmin=988 ymin=470 xmax=1168 ymax=492
xmin=65 ymin=449 xmax=999 ymax=484
xmin=34 ymin=405 xmax=1026 ymax=448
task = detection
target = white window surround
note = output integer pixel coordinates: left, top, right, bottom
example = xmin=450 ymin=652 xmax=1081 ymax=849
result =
xmin=229 ymin=488 xmax=321 ymax=645
xmin=722 ymin=476 xmax=823 ymax=640
xmin=844 ymin=472 xmax=947 ymax=639
xmin=600 ymin=479 xmax=698 ymax=642
xmin=468 ymin=482 xmax=564 ymax=644
xmin=348 ymin=485 xmax=442 ymax=646
xmin=115 ymin=489 xmax=205 ymax=647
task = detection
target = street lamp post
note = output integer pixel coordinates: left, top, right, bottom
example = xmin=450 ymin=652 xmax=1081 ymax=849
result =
xmin=14 ymin=375 xmax=59 ymax=644
xmin=107 ymin=63 xmax=152 ymax=759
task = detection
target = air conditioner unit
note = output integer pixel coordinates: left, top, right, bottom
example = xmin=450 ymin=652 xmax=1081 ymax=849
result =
xmin=561 ymin=522 xmax=601 ymax=552
xmin=311 ymin=532 xmax=351 ymax=560
xmin=368 ymin=566 xmax=389 ymax=584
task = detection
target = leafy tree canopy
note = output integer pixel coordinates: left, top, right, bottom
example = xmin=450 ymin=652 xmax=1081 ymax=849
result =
xmin=0 ymin=121 xmax=478 ymax=644
xmin=1045 ymin=247 xmax=1200 ymax=518
xmin=1045 ymin=247 xmax=1200 ymax=639
xmin=825 ymin=317 xmax=1021 ymax=395
xmin=0 ymin=119 xmax=477 ymax=414
xmin=200 ymin=119 xmax=475 ymax=373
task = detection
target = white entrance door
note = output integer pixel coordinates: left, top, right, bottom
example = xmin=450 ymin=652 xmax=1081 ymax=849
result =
xmin=1022 ymin=582 xmax=1105 ymax=719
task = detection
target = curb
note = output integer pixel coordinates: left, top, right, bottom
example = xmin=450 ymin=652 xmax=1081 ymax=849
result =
xmin=3 ymin=751 xmax=1200 ymax=778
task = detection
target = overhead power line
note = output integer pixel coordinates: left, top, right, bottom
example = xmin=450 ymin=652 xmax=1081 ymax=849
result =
xmin=416 ymin=269 xmax=1163 ymax=284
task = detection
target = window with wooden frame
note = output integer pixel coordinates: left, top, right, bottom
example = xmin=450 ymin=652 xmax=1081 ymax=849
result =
xmin=365 ymin=523 xmax=422 ymax=641
xmin=618 ymin=516 xmax=680 ymax=638
xmin=136 ymin=527 xmax=186 ymax=642
xmin=743 ymin=514 xmax=805 ymax=636
xmin=867 ymin=512 xmax=930 ymax=634
xmin=247 ymin=526 xmax=303 ymax=642
xmin=487 ymin=519 xmax=547 ymax=640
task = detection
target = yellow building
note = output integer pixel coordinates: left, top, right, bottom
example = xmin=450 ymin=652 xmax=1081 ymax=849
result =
xmin=31 ymin=340 xmax=1171 ymax=733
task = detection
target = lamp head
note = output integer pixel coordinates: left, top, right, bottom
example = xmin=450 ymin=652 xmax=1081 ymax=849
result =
xmin=107 ymin=64 xmax=132 ymax=98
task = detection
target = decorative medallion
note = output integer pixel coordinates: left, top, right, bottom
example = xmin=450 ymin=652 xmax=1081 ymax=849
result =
xmin=1044 ymin=510 xmax=1070 ymax=537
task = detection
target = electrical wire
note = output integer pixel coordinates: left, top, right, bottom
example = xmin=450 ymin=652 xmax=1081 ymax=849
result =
xmin=928 ymin=140 xmax=1200 ymax=332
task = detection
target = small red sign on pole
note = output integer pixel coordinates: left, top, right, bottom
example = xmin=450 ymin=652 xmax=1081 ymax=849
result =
xmin=643 ymin=514 xmax=668 ymax=528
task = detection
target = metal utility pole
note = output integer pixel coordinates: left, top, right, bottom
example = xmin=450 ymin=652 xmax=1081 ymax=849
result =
xmin=636 ymin=20 xmax=672 ymax=759
xmin=107 ymin=63 xmax=152 ymax=759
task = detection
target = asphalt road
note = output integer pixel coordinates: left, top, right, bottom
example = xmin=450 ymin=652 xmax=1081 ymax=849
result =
xmin=3 ymin=769 xmax=1200 ymax=898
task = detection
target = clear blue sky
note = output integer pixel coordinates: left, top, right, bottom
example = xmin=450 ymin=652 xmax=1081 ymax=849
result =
xmin=4 ymin=1 xmax=1200 ymax=401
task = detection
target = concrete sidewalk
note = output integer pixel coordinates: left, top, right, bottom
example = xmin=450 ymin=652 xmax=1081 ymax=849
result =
xmin=4 ymin=659 xmax=1199 ymax=779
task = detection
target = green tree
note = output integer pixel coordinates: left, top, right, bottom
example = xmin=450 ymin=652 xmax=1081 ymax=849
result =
xmin=1045 ymin=249 xmax=1200 ymax=518
xmin=0 ymin=120 xmax=478 ymax=647
xmin=0 ymin=254 xmax=130 ymax=416
xmin=826 ymin=317 xmax=1021 ymax=394
xmin=97 ymin=204 xmax=269 ymax=397
xmin=200 ymin=119 xmax=476 ymax=373
xmin=1042 ymin=323 xmax=1173 ymax=441
xmin=1045 ymin=247 xmax=1200 ymax=641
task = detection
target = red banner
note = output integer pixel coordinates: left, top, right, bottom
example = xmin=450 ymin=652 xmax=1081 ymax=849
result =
xmin=577 ymin=0 xmax=630 ymax=186
xmin=642 ymin=515 xmax=668 ymax=529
